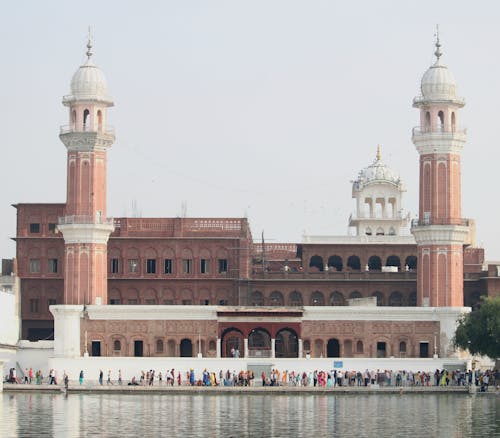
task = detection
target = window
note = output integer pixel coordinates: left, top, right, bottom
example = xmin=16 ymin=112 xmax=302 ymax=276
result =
xmin=182 ymin=299 xmax=192 ymax=305
xmin=145 ymin=299 xmax=156 ymax=305
xmin=48 ymin=258 xmax=58 ymax=273
xmin=110 ymin=299 xmax=121 ymax=305
xmin=48 ymin=223 xmax=57 ymax=233
xmin=156 ymin=339 xmax=164 ymax=353
xmin=146 ymin=259 xmax=156 ymax=274
xmin=163 ymin=299 xmax=174 ymax=305
xmin=111 ymin=258 xmax=119 ymax=274
xmin=200 ymin=299 xmax=210 ymax=305
xmin=182 ymin=259 xmax=192 ymax=274
xmin=30 ymin=299 xmax=39 ymax=313
xmin=128 ymin=259 xmax=139 ymax=273
xmin=127 ymin=299 xmax=138 ymax=305
xmin=218 ymin=259 xmax=228 ymax=273
xmin=114 ymin=340 xmax=121 ymax=351
xmin=29 ymin=259 xmax=41 ymax=273
xmin=29 ymin=223 xmax=40 ymax=233
xmin=47 ymin=298 xmax=56 ymax=308
xmin=200 ymin=259 xmax=210 ymax=274
xmin=164 ymin=259 xmax=173 ymax=274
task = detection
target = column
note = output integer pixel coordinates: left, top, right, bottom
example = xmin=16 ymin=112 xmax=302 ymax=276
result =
xmin=216 ymin=338 xmax=221 ymax=358
xmin=298 ymin=338 xmax=303 ymax=358
xmin=244 ymin=338 xmax=249 ymax=358
xmin=271 ymin=338 xmax=276 ymax=358
xmin=50 ymin=305 xmax=84 ymax=357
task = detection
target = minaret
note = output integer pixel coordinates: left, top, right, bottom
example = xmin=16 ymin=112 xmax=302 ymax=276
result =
xmin=57 ymin=36 xmax=115 ymax=305
xmin=411 ymin=33 xmax=468 ymax=307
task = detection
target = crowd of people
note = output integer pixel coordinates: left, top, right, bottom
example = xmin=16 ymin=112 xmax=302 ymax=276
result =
xmin=5 ymin=366 xmax=499 ymax=392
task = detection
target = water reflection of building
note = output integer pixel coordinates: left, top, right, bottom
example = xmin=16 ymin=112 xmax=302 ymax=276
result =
xmin=13 ymin=34 xmax=500 ymax=362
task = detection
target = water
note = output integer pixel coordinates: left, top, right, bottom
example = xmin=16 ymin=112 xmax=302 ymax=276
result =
xmin=1 ymin=392 xmax=499 ymax=437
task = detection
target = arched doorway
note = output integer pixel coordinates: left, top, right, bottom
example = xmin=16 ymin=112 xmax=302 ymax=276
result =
xmin=221 ymin=328 xmax=244 ymax=357
xmin=368 ymin=255 xmax=382 ymax=270
xmin=180 ymin=338 xmax=193 ymax=357
xmin=327 ymin=338 xmax=340 ymax=357
xmin=275 ymin=328 xmax=298 ymax=358
xmin=248 ymin=328 xmax=271 ymax=358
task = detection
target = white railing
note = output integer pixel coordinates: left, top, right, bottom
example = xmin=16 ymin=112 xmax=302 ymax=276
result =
xmin=412 ymin=126 xmax=466 ymax=136
xmin=58 ymin=215 xmax=114 ymax=226
xmin=60 ymin=125 xmax=115 ymax=136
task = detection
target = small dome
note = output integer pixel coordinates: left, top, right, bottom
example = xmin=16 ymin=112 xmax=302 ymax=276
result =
xmin=354 ymin=147 xmax=401 ymax=188
xmin=70 ymin=59 xmax=109 ymax=100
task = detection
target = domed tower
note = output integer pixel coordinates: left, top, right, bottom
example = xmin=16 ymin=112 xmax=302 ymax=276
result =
xmin=57 ymin=38 xmax=115 ymax=305
xmin=349 ymin=146 xmax=409 ymax=237
xmin=411 ymin=35 xmax=468 ymax=307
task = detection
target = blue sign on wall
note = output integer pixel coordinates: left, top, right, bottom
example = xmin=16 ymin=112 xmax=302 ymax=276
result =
xmin=333 ymin=361 xmax=343 ymax=368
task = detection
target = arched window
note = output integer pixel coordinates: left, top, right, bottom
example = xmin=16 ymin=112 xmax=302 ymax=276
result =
xmin=405 ymin=256 xmax=417 ymax=270
xmin=269 ymin=291 xmax=284 ymax=306
xmin=327 ymin=255 xmax=343 ymax=272
xmin=97 ymin=110 xmax=103 ymax=132
xmin=289 ymin=291 xmax=303 ymax=307
xmin=71 ymin=110 xmax=77 ymax=130
xmin=389 ymin=291 xmax=403 ymax=306
xmin=250 ymin=291 xmax=264 ymax=306
xmin=356 ymin=340 xmax=363 ymax=353
xmin=438 ymin=110 xmax=444 ymax=131
xmin=386 ymin=255 xmax=401 ymax=270
xmin=365 ymin=227 xmax=372 ymax=236
xmin=310 ymin=291 xmax=324 ymax=306
xmin=330 ymin=291 xmax=345 ymax=306
xmin=399 ymin=341 xmax=407 ymax=354
xmin=425 ymin=111 xmax=431 ymax=130
xmin=309 ymin=255 xmax=324 ymax=272
xmin=156 ymin=339 xmax=164 ymax=353
xmin=347 ymin=255 xmax=361 ymax=271
xmin=376 ymin=227 xmax=384 ymax=236
xmin=83 ymin=109 xmax=90 ymax=130
xmin=349 ymin=291 xmax=362 ymax=300
xmin=388 ymin=227 xmax=396 ymax=235
xmin=113 ymin=340 xmax=121 ymax=351
xmin=368 ymin=255 xmax=382 ymax=271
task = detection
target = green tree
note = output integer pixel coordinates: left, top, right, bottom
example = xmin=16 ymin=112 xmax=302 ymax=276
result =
xmin=454 ymin=296 xmax=500 ymax=359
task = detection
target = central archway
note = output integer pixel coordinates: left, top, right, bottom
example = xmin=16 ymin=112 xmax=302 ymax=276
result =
xmin=180 ymin=338 xmax=193 ymax=357
xmin=248 ymin=328 xmax=271 ymax=358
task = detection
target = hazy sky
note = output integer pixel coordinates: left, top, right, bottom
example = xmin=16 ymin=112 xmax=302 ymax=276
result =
xmin=2 ymin=1 xmax=500 ymax=260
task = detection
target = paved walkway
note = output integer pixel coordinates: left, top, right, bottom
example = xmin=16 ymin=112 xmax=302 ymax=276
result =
xmin=3 ymin=383 xmax=481 ymax=395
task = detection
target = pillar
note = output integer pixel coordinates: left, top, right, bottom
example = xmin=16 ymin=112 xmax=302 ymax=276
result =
xmin=244 ymin=338 xmax=249 ymax=358
xmin=50 ymin=305 xmax=84 ymax=357
xmin=298 ymin=338 xmax=303 ymax=358
xmin=216 ymin=338 xmax=221 ymax=358
xmin=271 ymin=338 xmax=275 ymax=358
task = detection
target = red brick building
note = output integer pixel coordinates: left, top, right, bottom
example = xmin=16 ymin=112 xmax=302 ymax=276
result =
xmin=13 ymin=37 xmax=500 ymax=360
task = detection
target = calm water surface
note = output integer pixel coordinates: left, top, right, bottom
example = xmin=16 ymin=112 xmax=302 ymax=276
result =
xmin=1 ymin=392 xmax=499 ymax=437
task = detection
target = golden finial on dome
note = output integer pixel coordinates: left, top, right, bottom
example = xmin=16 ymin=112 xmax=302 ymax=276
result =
xmin=376 ymin=145 xmax=381 ymax=161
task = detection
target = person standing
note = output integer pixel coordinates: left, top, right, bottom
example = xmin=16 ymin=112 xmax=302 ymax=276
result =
xmin=118 ymin=369 xmax=122 ymax=385
xmin=107 ymin=370 xmax=113 ymax=385
xmin=29 ymin=368 xmax=33 ymax=384
xmin=79 ymin=370 xmax=84 ymax=385
xmin=99 ymin=369 xmax=103 ymax=385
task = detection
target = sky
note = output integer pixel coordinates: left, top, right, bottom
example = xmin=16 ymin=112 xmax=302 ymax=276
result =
xmin=2 ymin=1 xmax=500 ymax=260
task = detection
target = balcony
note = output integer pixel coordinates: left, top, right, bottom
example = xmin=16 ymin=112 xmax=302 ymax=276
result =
xmin=411 ymin=218 xmax=469 ymax=227
xmin=58 ymin=215 xmax=114 ymax=226
xmin=59 ymin=125 xmax=115 ymax=136
xmin=412 ymin=126 xmax=466 ymax=140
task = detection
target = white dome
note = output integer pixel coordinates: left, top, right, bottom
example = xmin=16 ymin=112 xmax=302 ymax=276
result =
xmin=420 ymin=60 xmax=457 ymax=100
xmin=69 ymin=58 xmax=110 ymax=101
xmin=354 ymin=149 xmax=401 ymax=188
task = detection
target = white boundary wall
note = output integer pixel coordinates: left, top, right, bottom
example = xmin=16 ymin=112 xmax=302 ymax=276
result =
xmin=48 ymin=357 xmax=467 ymax=383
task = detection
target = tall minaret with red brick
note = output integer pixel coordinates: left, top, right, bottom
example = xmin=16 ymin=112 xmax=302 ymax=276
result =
xmin=57 ymin=37 xmax=115 ymax=305
xmin=411 ymin=35 xmax=469 ymax=307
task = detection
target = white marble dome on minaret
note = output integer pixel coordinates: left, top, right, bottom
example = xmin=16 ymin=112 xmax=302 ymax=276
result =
xmin=420 ymin=37 xmax=457 ymax=100
xmin=65 ymin=39 xmax=113 ymax=104
xmin=349 ymin=146 xmax=410 ymax=237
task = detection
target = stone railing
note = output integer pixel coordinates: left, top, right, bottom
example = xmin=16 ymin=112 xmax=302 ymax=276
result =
xmin=59 ymin=125 xmax=115 ymax=136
